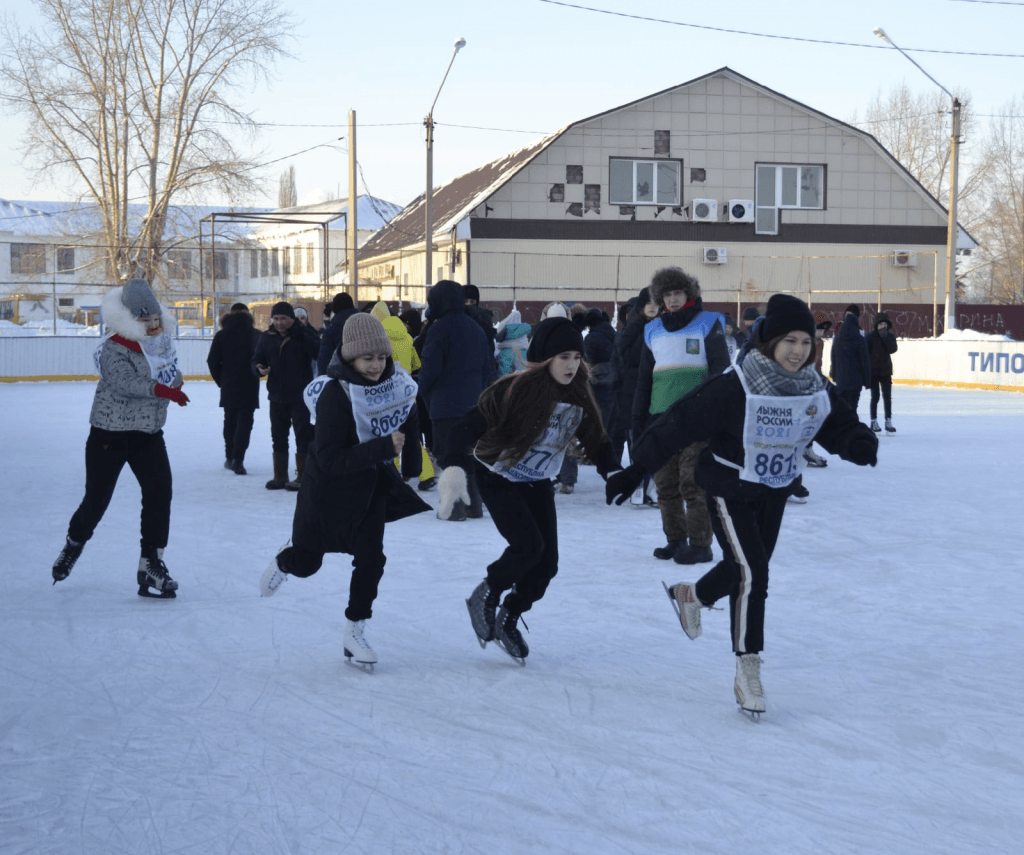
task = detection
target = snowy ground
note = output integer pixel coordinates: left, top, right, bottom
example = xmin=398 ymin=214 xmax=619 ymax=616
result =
xmin=1 ymin=381 xmax=1020 ymax=855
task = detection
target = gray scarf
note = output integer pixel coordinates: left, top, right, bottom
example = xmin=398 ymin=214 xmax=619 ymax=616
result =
xmin=742 ymin=350 xmax=824 ymax=397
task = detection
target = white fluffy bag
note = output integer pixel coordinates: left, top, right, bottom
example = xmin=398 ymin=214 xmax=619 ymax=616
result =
xmin=437 ymin=467 xmax=470 ymax=519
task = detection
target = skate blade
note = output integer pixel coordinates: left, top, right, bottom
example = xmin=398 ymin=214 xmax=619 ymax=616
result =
xmin=737 ymin=705 xmax=764 ymax=721
xmin=465 ymin=598 xmax=492 ymax=648
xmin=137 ymin=586 xmax=177 ymax=599
xmin=344 ymin=650 xmax=376 ymax=672
xmin=662 ymin=580 xmax=682 ymax=620
xmin=494 ymin=640 xmax=527 ymax=666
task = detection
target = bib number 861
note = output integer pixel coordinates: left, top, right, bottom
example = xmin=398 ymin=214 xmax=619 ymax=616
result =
xmin=754 ymin=452 xmax=795 ymax=477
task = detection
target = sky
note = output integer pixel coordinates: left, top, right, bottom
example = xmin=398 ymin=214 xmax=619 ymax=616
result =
xmin=1 ymin=0 xmax=1022 ymax=211
xmin=1 ymin=379 xmax=1021 ymax=853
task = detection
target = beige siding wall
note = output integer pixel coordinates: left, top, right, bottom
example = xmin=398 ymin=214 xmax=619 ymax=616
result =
xmin=484 ymin=73 xmax=945 ymax=230
xmin=468 ymin=239 xmax=942 ymax=307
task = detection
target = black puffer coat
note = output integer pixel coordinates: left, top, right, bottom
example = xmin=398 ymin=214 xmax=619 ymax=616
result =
xmin=251 ymin=321 xmax=320 ymax=404
xmin=291 ymin=357 xmax=430 ymax=555
xmin=611 ymin=294 xmax=652 ymax=439
xmin=207 ymin=311 xmax=261 ymax=410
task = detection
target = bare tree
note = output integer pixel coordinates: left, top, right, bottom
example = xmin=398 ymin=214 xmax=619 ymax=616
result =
xmin=971 ymin=97 xmax=1024 ymax=305
xmin=278 ymin=164 xmax=297 ymax=208
xmin=0 ymin=0 xmax=294 ymax=283
xmin=855 ymin=83 xmax=988 ymax=230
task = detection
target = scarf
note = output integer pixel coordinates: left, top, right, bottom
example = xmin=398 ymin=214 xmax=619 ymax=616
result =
xmin=742 ymin=349 xmax=824 ymax=397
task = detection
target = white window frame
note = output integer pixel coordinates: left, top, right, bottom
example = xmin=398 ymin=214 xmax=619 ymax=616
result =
xmin=755 ymin=164 xmax=825 ymax=235
xmin=609 ymin=157 xmax=682 ymax=206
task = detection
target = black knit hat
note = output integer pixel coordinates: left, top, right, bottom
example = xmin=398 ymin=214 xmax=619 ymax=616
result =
xmin=758 ymin=294 xmax=816 ymax=343
xmin=845 ymin=303 xmax=861 ymax=317
xmin=527 ymin=317 xmax=585 ymax=362
xmin=742 ymin=305 xmax=760 ymax=322
xmin=271 ymin=301 xmax=295 ymax=319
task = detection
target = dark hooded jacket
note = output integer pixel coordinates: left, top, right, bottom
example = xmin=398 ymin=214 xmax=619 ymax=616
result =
xmin=207 ymin=311 xmax=261 ymax=410
xmin=611 ymin=290 xmax=653 ymax=439
xmin=829 ymin=313 xmax=871 ymax=391
xmin=866 ymin=312 xmax=898 ymax=378
xmin=316 ymin=306 xmax=359 ymax=376
xmin=418 ymin=280 xmax=495 ymax=420
xmin=251 ymin=319 xmax=320 ymax=404
xmin=291 ymin=354 xmax=430 ymax=555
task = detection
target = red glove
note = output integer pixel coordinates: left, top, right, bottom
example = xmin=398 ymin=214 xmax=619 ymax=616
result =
xmin=155 ymin=384 xmax=189 ymax=406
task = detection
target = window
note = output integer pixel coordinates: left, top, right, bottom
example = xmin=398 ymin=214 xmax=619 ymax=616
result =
xmin=202 ymin=251 xmax=229 ymax=280
xmin=250 ymin=249 xmax=259 ymax=279
xmin=292 ymin=246 xmax=301 ymax=275
xmin=58 ymin=297 xmax=75 ymax=307
xmin=271 ymin=249 xmax=279 ymax=276
xmin=56 ymin=247 xmax=75 ymax=273
xmin=755 ymin=164 xmax=825 ymax=234
xmin=261 ymin=248 xmax=269 ymax=278
xmin=11 ymin=243 xmax=46 ymax=275
xmin=609 ymin=158 xmax=682 ymax=206
xmin=166 ymin=250 xmax=192 ymax=280
xmin=306 ymin=243 xmax=314 ymax=273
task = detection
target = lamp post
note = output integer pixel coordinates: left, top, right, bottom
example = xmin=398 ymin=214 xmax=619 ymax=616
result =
xmin=424 ymin=37 xmax=466 ymax=288
xmin=873 ymin=26 xmax=961 ymax=333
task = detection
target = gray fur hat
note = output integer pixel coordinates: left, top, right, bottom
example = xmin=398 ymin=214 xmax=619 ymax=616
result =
xmin=121 ymin=278 xmax=161 ymax=317
xmin=649 ymin=267 xmax=700 ymax=308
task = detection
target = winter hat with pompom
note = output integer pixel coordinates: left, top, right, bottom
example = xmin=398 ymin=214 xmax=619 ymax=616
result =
xmin=341 ymin=312 xmax=392 ymax=362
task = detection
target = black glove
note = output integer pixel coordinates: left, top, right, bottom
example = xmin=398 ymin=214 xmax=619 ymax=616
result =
xmin=846 ymin=432 xmax=879 ymax=467
xmin=605 ymin=464 xmax=645 ymax=505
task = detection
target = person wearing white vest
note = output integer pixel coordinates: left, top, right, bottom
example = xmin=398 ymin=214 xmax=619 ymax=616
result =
xmin=52 ymin=278 xmax=189 ymax=599
xmin=259 ymin=313 xmax=430 ymax=669
xmin=607 ymin=294 xmax=879 ymax=715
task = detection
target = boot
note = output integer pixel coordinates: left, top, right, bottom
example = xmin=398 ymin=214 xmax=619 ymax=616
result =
xmin=466 ymin=579 xmax=500 ymax=645
xmin=52 ymin=536 xmax=84 ymax=584
xmin=673 ymin=542 xmax=713 ymax=564
xmin=265 ymin=453 xmax=288 ymax=490
xmin=885 ymin=418 xmax=896 ymax=434
xmin=224 ymin=458 xmax=234 ymax=470
xmin=735 ymin=654 xmax=766 ymax=714
xmin=232 ymin=458 xmax=247 ymax=475
xmin=494 ymin=606 xmax=529 ymax=661
xmin=285 ymin=453 xmax=306 ymax=491
xmin=653 ymin=539 xmax=684 ymax=560
xmin=344 ymin=619 xmax=378 ymax=667
xmin=870 ymin=419 xmax=881 ymax=433
xmin=137 ymin=547 xmax=178 ymax=599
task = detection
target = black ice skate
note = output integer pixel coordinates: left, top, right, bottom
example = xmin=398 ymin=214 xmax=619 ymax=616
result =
xmin=137 ymin=549 xmax=178 ymax=599
xmin=494 ymin=606 xmax=528 ymax=665
xmin=52 ymin=537 xmax=84 ymax=585
xmin=466 ymin=579 xmax=500 ymax=647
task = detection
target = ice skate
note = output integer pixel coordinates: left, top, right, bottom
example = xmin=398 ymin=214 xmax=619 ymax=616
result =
xmin=137 ymin=549 xmax=178 ymax=599
xmin=735 ymin=654 xmax=766 ymax=716
xmin=494 ymin=606 xmax=528 ymax=664
xmin=787 ymin=482 xmax=809 ymax=505
xmin=663 ymin=581 xmax=703 ymax=640
xmin=344 ymin=619 xmax=377 ymax=671
xmin=466 ymin=579 xmax=499 ymax=647
xmin=802 ymin=447 xmax=828 ymax=468
xmin=52 ymin=536 xmax=84 ymax=585
xmin=870 ymin=419 xmax=881 ymax=433
xmin=260 ymin=548 xmax=289 ymax=597
xmin=885 ymin=418 xmax=896 ymax=434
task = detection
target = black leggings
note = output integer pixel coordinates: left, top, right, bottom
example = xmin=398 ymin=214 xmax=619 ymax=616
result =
xmin=68 ymin=426 xmax=172 ymax=551
xmin=869 ymin=376 xmax=892 ymax=420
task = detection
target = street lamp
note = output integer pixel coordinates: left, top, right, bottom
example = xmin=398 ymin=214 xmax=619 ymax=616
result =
xmin=425 ymin=37 xmax=466 ymax=288
xmin=874 ymin=26 xmax=961 ymax=333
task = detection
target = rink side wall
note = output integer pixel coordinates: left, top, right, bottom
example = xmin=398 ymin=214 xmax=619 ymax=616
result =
xmin=821 ymin=339 xmax=1024 ymax=392
xmin=1 ymin=336 xmax=1023 ymax=392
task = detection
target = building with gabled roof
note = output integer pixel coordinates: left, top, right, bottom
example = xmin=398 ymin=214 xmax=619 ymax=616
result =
xmin=357 ymin=67 xmax=975 ymax=323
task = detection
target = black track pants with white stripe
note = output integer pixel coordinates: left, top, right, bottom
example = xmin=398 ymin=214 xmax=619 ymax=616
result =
xmin=694 ymin=491 xmax=788 ymax=655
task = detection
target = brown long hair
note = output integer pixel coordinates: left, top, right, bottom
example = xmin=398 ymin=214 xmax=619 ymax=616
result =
xmin=473 ymin=358 xmax=605 ymax=466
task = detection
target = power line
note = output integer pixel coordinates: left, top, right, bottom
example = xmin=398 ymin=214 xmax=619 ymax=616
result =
xmin=538 ymin=0 xmax=1024 ymax=57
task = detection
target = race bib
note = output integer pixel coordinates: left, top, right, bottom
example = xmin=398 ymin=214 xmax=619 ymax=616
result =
xmin=479 ymin=402 xmax=583 ymax=483
xmin=93 ymin=332 xmax=180 ymax=386
xmin=305 ymin=367 xmax=418 ymax=441
xmin=736 ymin=374 xmax=831 ymax=488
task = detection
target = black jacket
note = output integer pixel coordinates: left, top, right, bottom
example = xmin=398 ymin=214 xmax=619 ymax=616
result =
xmin=251 ymin=321 xmax=320 ymax=404
xmin=866 ymin=327 xmax=898 ymax=378
xmin=316 ymin=307 xmax=358 ymax=376
xmin=633 ymin=368 xmax=875 ymax=501
xmin=207 ymin=312 xmax=261 ymax=410
xmin=611 ymin=306 xmax=651 ymax=438
xmin=631 ymin=300 xmax=731 ymax=437
xmin=830 ymin=315 xmax=871 ymax=391
xmin=291 ymin=358 xmax=430 ymax=554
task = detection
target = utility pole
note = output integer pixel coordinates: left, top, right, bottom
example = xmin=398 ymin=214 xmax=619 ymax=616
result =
xmin=348 ymin=110 xmax=358 ymax=305
xmin=944 ymin=99 xmax=961 ymax=333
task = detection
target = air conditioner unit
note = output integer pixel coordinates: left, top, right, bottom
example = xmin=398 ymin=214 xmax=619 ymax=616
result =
xmin=892 ymin=249 xmax=917 ymax=267
xmin=728 ymin=200 xmax=755 ymax=223
xmin=689 ymin=199 xmax=718 ymax=222
xmin=702 ymin=246 xmax=728 ymax=265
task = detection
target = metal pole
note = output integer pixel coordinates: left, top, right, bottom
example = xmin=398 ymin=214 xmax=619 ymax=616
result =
xmin=945 ymin=99 xmax=961 ymax=332
xmin=348 ymin=110 xmax=358 ymax=305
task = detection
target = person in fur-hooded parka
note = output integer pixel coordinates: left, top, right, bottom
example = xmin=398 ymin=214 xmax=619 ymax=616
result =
xmin=52 ymin=278 xmax=189 ymax=598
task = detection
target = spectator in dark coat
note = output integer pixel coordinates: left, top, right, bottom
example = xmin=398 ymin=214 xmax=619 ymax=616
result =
xmin=419 ymin=280 xmax=493 ymax=520
xmin=207 ymin=303 xmax=261 ymax=475
xmin=583 ymin=307 xmax=617 ymax=437
xmin=463 ymin=284 xmax=498 ymax=380
xmin=252 ymin=301 xmax=321 ymax=491
xmin=866 ymin=311 xmax=899 ymax=432
xmin=317 ymin=292 xmax=358 ymax=376
xmin=734 ymin=306 xmax=758 ymax=352
xmin=829 ymin=303 xmax=871 ymax=414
